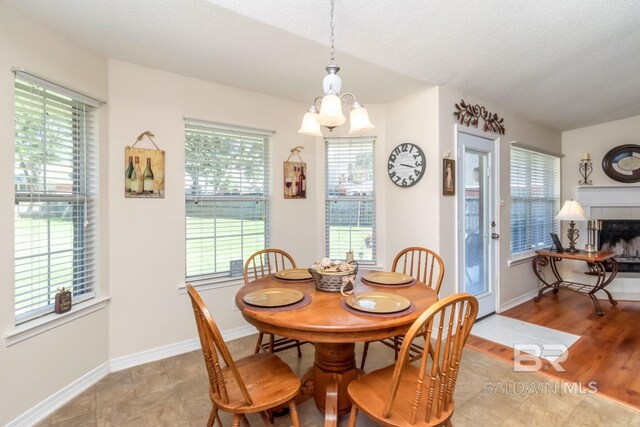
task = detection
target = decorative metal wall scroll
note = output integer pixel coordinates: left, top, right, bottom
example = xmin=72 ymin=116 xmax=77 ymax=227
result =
xmin=454 ymin=99 xmax=506 ymax=135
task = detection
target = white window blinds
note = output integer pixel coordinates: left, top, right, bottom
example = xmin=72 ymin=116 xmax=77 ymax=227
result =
xmin=510 ymin=146 xmax=560 ymax=256
xmin=185 ymin=120 xmax=271 ymax=283
xmin=325 ymin=137 xmax=376 ymax=263
xmin=14 ymin=75 xmax=98 ymax=323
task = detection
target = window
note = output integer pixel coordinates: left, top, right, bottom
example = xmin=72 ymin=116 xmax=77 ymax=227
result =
xmin=185 ymin=120 xmax=271 ymax=283
xmin=14 ymin=73 xmax=98 ymax=323
xmin=325 ymin=137 xmax=376 ymax=263
xmin=510 ymin=146 xmax=560 ymax=257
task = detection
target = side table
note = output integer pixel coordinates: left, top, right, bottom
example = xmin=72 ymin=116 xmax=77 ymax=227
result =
xmin=532 ymin=250 xmax=618 ymax=316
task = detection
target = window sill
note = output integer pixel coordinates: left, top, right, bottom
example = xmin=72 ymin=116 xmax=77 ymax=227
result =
xmin=4 ymin=296 xmax=110 ymax=347
xmin=507 ymin=253 xmax=536 ymax=267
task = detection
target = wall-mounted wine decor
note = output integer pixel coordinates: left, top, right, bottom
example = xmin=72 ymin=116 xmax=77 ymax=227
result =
xmin=125 ymin=131 xmax=166 ymax=198
xmin=284 ymin=146 xmax=307 ymax=199
xmin=454 ymin=99 xmax=506 ymax=135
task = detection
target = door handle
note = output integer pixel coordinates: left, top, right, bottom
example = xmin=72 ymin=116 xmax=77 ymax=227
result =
xmin=491 ymin=233 xmax=500 ymax=239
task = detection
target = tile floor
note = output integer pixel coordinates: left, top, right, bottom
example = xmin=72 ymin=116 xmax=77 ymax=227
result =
xmin=36 ymin=334 xmax=640 ymax=426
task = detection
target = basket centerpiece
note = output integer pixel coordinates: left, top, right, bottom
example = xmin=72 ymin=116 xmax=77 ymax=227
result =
xmin=309 ymin=257 xmax=358 ymax=293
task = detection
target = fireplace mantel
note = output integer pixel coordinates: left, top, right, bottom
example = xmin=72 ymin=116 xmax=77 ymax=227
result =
xmin=577 ymin=185 xmax=640 ymax=207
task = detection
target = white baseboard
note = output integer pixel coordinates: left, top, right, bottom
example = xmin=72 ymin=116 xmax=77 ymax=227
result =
xmin=8 ymin=324 xmax=258 ymax=426
xmin=109 ymin=338 xmax=201 ymax=372
xmin=110 ymin=324 xmax=258 ymax=372
xmin=499 ymin=289 xmax=539 ymax=312
xmin=222 ymin=324 xmax=259 ymax=342
xmin=7 ymin=362 xmax=109 ymax=427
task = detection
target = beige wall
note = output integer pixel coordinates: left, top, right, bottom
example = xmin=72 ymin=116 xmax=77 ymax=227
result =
xmin=106 ymin=60 xmax=323 ymax=358
xmin=560 ymin=115 xmax=640 ymax=296
xmin=0 ymin=4 xmax=571 ymax=422
xmin=561 ymin=114 xmax=640 ymax=248
xmin=385 ymin=87 xmax=441 ymax=268
xmin=438 ymin=87 xmax=561 ymax=304
xmin=0 ymin=3 xmax=110 ymax=424
xmin=562 ymin=115 xmax=640 ymax=249
xmin=562 ymin=114 xmax=640 ymax=198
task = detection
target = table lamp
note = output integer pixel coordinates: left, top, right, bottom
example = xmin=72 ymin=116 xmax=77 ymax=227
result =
xmin=555 ymin=199 xmax=588 ymax=253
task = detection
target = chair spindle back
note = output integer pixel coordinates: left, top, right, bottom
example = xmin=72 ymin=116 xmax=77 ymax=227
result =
xmin=383 ymin=293 xmax=478 ymax=425
xmin=186 ymin=285 xmax=254 ymax=406
xmin=243 ymin=249 xmax=297 ymax=285
xmin=392 ymin=247 xmax=445 ymax=295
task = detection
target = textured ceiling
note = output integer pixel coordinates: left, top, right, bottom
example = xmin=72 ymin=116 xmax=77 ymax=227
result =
xmin=7 ymin=0 xmax=640 ymax=131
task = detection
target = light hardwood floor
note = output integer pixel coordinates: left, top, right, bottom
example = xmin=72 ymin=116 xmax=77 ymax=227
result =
xmin=468 ymin=289 xmax=640 ymax=412
xmin=37 ymin=332 xmax=639 ymax=426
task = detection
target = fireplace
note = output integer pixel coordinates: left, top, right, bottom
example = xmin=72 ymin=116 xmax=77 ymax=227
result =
xmin=599 ymin=220 xmax=640 ymax=273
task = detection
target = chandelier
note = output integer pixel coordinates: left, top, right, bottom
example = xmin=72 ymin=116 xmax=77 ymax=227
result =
xmin=298 ymin=0 xmax=375 ymax=136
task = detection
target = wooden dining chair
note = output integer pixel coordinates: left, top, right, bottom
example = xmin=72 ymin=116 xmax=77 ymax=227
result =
xmin=361 ymin=247 xmax=445 ymax=369
xmin=348 ymin=293 xmax=478 ymax=427
xmin=244 ymin=248 xmax=308 ymax=357
xmin=187 ymin=285 xmax=301 ymax=427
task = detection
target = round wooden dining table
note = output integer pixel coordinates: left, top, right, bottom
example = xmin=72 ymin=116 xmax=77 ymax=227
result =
xmin=235 ymin=271 xmax=438 ymax=427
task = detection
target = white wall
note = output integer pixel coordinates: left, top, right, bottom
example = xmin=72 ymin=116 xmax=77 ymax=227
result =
xmin=0 ymin=3 xmax=110 ymax=424
xmin=438 ymin=87 xmax=562 ymax=304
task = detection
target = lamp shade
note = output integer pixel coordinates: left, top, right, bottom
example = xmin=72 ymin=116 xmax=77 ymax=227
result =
xmin=349 ymin=106 xmax=375 ymax=135
xmin=318 ymin=94 xmax=346 ymax=127
xmin=556 ymin=200 xmax=587 ymax=221
xmin=298 ymin=111 xmax=323 ymax=136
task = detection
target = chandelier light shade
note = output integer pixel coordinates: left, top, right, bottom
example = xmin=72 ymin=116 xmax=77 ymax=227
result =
xmin=298 ymin=106 xmax=323 ymax=136
xmin=298 ymin=0 xmax=374 ymax=136
xmin=349 ymin=102 xmax=375 ymax=134
xmin=318 ymin=93 xmax=346 ymax=127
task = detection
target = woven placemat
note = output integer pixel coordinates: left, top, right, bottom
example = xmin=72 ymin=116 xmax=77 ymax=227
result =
xmin=340 ymin=298 xmax=416 ymax=318
xmin=240 ymin=293 xmax=312 ymax=312
xmin=360 ymin=278 xmax=416 ymax=288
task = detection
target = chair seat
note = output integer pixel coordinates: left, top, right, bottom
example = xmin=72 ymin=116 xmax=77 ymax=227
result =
xmin=212 ymin=352 xmax=301 ymax=414
xmin=348 ymin=364 xmax=453 ymax=426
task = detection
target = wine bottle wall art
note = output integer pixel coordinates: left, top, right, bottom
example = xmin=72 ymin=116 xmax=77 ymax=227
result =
xmin=283 ymin=161 xmax=307 ymax=199
xmin=124 ymin=146 xmax=165 ymax=198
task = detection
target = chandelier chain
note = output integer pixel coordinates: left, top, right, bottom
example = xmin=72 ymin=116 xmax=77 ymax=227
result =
xmin=329 ymin=0 xmax=336 ymax=65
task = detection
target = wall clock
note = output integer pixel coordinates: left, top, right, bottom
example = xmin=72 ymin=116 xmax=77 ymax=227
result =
xmin=387 ymin=143 xmax=425 ymax=187
xmin=602 ymin=144 xmax=640 ymax=183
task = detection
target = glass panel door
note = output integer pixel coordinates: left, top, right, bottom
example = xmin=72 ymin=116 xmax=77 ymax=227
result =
xmin=464 ymin=150 xmax=489 ymax=297
xmin=457 ymin=131 xmax=497 ymax=318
